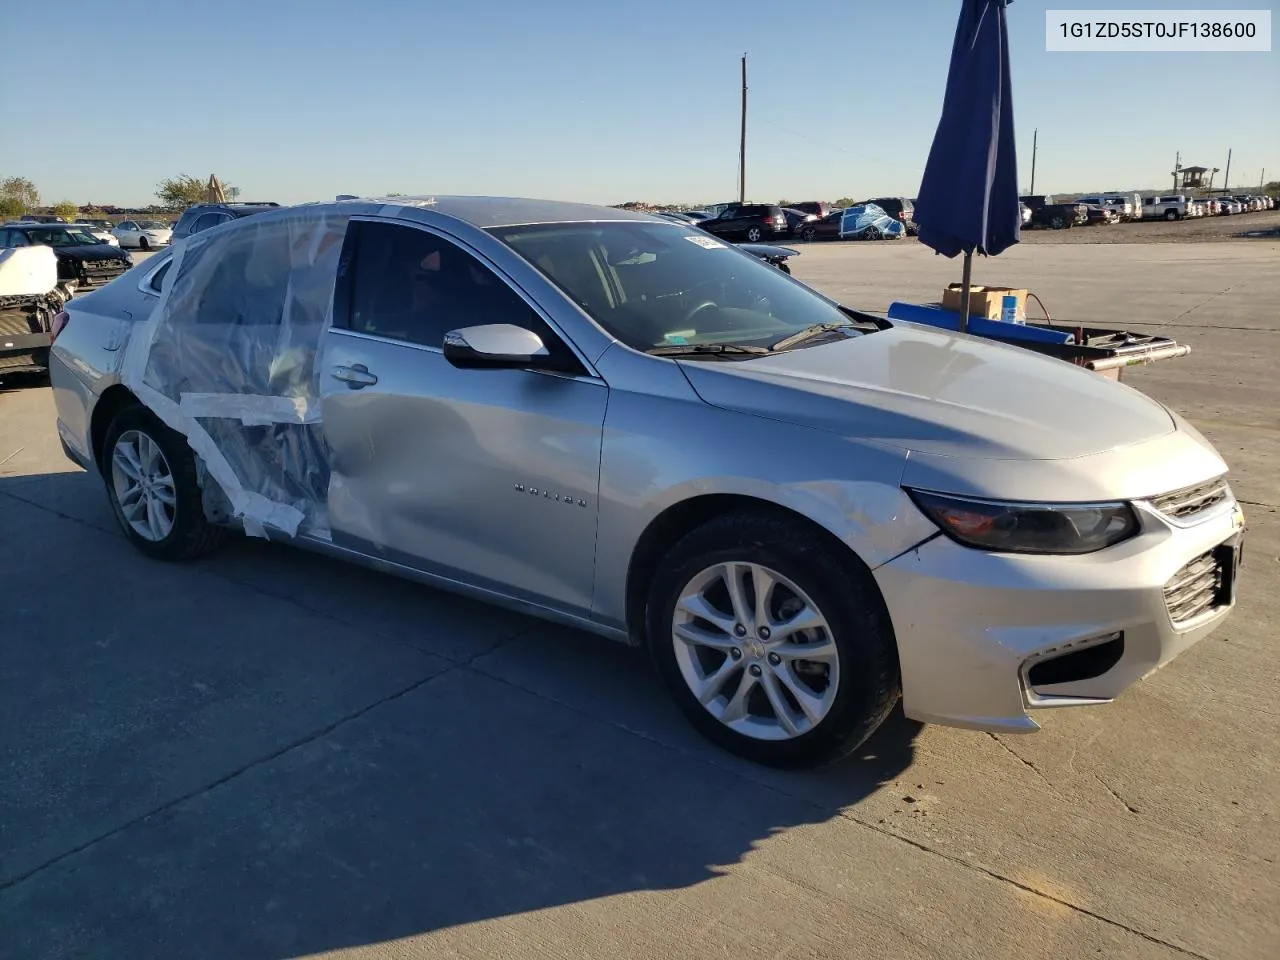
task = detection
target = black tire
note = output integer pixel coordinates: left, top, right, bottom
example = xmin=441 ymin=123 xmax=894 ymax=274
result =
xmin=1050 ymin=215 xmax=1066 ymax=229
xmin=746 ymin=226 xmax=763 ymax=242
xmin=102 ymin=404 xmax=227 ymax=561
xmin=1164 ymin=209 xmax=1178 ymax=221
xmin=646 ymin=512 xmax=901 ymax=768
xmin=800 ymin=226 xmax=817 ymax=242
xmin=139 ymin=236 xmax=150 ymax=251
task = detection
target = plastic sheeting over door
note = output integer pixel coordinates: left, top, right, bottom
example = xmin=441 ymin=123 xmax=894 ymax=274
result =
xmin=120 ymin=208 xmax=352 ymax=538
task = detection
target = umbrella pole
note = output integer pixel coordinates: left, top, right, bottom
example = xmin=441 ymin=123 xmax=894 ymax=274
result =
xmin=958 ymin=249 xmax=973 ymax=334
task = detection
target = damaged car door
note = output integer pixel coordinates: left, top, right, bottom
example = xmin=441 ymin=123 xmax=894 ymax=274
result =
xmin=320 ymin=219 xmax=609 ymax=618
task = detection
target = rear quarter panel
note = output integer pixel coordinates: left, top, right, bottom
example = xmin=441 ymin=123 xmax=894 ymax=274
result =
xmin=49 ymin=268 xmax=160 ymax=465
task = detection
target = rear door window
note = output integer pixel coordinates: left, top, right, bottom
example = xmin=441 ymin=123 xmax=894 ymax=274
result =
xmin=341 ymin=221 xmax=541 ymax=350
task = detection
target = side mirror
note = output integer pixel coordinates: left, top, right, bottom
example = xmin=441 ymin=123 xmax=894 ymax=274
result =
xmin=442 ymin=323 xmax=553 ymax=370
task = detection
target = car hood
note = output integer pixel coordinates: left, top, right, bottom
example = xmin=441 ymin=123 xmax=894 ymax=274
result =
xmin=738 ymin=242 xmax=798 ymax=259
xmin=677 ymin=323 xmax=1176 ymax=461
xmin=54 ymin=244 xmax=127 ymax=262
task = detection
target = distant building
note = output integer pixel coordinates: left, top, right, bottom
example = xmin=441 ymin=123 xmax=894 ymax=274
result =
xmin=1171 ymin=164 xmax=1219 ymax=193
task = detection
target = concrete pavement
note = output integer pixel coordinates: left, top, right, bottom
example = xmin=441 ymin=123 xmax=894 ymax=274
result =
xmin=1 ymin=240 xmax=1276 ymax=959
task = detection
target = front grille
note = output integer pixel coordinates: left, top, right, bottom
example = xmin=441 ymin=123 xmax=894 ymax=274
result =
xmin=1150 ymin=478 xmax=1230 ymax=521
xmin=1163 ymin=551 xmax=1223 ymax=626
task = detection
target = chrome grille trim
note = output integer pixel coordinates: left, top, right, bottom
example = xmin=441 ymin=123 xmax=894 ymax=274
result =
xmin=1150 ymin=478 xmax=1230 ymax=522
xmin=1163 ymin=551 xmax=1223 ymax=627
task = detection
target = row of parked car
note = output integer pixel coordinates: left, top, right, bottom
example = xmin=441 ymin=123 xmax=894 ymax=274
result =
xmin=652 ymin=198 xmax=918 ymax=244
xmin=1018 ymin=192 xmax=1275 ymax=230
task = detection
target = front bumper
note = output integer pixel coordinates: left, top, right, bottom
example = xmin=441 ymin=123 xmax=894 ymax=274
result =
xmin=874 ymin=494 xmax=1244 ymax=732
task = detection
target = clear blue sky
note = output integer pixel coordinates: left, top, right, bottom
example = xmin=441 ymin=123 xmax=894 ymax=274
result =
xmin=3 ymin=0 xmax=1275 ymax=207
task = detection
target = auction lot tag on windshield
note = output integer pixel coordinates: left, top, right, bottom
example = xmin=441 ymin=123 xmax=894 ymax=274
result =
xmin=685 ymin=235 xmax=726 ymax=249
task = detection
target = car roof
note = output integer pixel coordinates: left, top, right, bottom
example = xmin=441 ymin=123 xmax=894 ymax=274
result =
xmin=249 ymin=196 xmax=668 ymax=230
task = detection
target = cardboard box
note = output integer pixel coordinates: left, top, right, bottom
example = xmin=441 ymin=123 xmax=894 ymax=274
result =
xmin=942 ymin=284 xmax=1027 ymax=321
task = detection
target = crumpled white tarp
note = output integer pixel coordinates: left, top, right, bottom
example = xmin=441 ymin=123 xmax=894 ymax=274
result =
xmin=120 ymin=208 xmax=350 ymax=539
xmin=840 ymin=204 xmax=906 ymax=240
xmin=0 ymin=246 xmax=58 ymax=297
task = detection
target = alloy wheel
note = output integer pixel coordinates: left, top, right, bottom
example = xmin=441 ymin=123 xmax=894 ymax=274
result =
xmin=671 ymin=562 xmax=840 ymax=741
xmin=110 ymin=429 xmax=177 ymax=542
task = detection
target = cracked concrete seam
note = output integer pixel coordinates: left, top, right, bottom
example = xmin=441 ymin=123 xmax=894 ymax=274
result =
xmin=986 ymin=732 xmax=1056 ymax=790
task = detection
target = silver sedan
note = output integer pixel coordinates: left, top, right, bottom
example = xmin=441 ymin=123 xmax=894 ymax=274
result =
xmin=47 ymin=197 xmax=1244 ymax=767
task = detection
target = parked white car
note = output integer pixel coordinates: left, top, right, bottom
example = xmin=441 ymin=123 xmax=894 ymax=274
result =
xmin=1142 ymin=196 xmax=1192 ymax=221
xmin=1077 ymin=196 xmax=1135 ymax=220
xmin=70 ymin=223 xmax=120 ymax=246
xmin=111 ymin=220 xmax=173 ymax=251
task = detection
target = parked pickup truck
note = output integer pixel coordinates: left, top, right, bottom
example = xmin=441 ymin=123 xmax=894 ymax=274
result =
xmin=1141 ymin=195 xmax=1193 ymax=221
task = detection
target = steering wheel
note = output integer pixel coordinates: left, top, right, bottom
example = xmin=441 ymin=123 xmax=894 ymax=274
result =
xmin=682 ymin=300 xmax=719 ymax=327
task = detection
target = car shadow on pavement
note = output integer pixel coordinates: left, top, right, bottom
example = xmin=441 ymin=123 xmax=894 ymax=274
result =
xmin=1 ymin=470 xmax=922 ymax=960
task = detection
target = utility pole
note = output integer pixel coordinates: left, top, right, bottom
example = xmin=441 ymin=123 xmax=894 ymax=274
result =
xmin=1260 ymin=169 xmax=1266 ymax=190
xmin=1029 ymin=128 xmax=1038 ymax=195
xmin=1173 ymin=151 xmax=1180 ymax=192
xmin=738 ymin=54 xmax=747 ymax=204
xmin=1223 ymin=148 xmax=1232 ymax=191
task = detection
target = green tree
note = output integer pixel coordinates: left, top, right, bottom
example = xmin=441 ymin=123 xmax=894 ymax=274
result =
xmin=52 ymin=200 xmax=79 ymax=222
xmin=835 ymin=197 xmax=857 ymax=207
xmin=156 ymin=174 xmax=207 ymax=209
xmin=0 ymin=175 xmax=39 ymax=216
xmin=156 ymin=174 xmax=237 ymax=210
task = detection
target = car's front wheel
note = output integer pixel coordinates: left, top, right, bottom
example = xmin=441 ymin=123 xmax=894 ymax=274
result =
xmin=647 ymin=512 xmax=900 ymax=768
xmin=138 ymin=236 xmax=150 ymax=251
xmin=103 ymin=404 xmax=227 ymax=561
xmin=800 ymin=226 xmax=817 ymax=242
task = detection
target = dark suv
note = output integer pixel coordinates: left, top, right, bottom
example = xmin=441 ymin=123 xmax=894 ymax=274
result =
xmin=866 ymin=197 xmax=915 ymax=228
xmin=698 ymin=203 xmax=789 ymax=242
xmin=788 ymin=201 xmax=833 ymax=219
xmin=171 ymin=202 xmax=281 ymax=241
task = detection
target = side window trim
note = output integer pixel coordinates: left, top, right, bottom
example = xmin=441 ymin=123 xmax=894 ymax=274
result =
xmin=333 ymin=216 xmax=600 ymax=379
xmin=139 ymin=256 xmax=173 ymax=295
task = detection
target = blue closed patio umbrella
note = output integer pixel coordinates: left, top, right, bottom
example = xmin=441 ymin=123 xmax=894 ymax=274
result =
xmin=914 ymin=0 xmax=1021 ymax=334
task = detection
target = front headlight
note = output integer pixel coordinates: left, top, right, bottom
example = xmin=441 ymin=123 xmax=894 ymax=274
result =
xmin=906 ymin=489 xmax=1139 ymax=555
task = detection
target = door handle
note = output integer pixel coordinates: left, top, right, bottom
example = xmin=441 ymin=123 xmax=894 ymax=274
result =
xmin=331 ymin=363 xmax=378 ymax=388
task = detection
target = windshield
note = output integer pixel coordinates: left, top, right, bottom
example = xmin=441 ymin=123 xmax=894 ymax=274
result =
xmin=139 ymin=220 xmax=168 ymax=230
xmin=489 ymin=221 xmax=853 ymax=353
xmin=26 ymin=228 xmax=104 ymax=247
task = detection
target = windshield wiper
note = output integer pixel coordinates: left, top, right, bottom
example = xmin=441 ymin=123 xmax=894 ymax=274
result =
xmin=769 ymin=321 xmax=858 ymax=352
xmin=645 ymin=343 xmax=771 ymax=357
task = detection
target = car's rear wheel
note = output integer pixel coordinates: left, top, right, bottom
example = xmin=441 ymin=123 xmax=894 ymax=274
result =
xmin=746 ymin=226 xmax=763 ymax=242
xmin=1164 ymin=209 xmax=1178 ymax=221
xmin=103 ymin=404 xmax=226 ymax=561
xmin=647 ymin=513 xmax=900 ymax=768
xmin=138 ymin=236 xmax=150 ymax=251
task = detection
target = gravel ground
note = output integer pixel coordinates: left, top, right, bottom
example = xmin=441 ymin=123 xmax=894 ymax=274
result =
xmin=1016 ymin=208 xmax=1280 ymax=244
